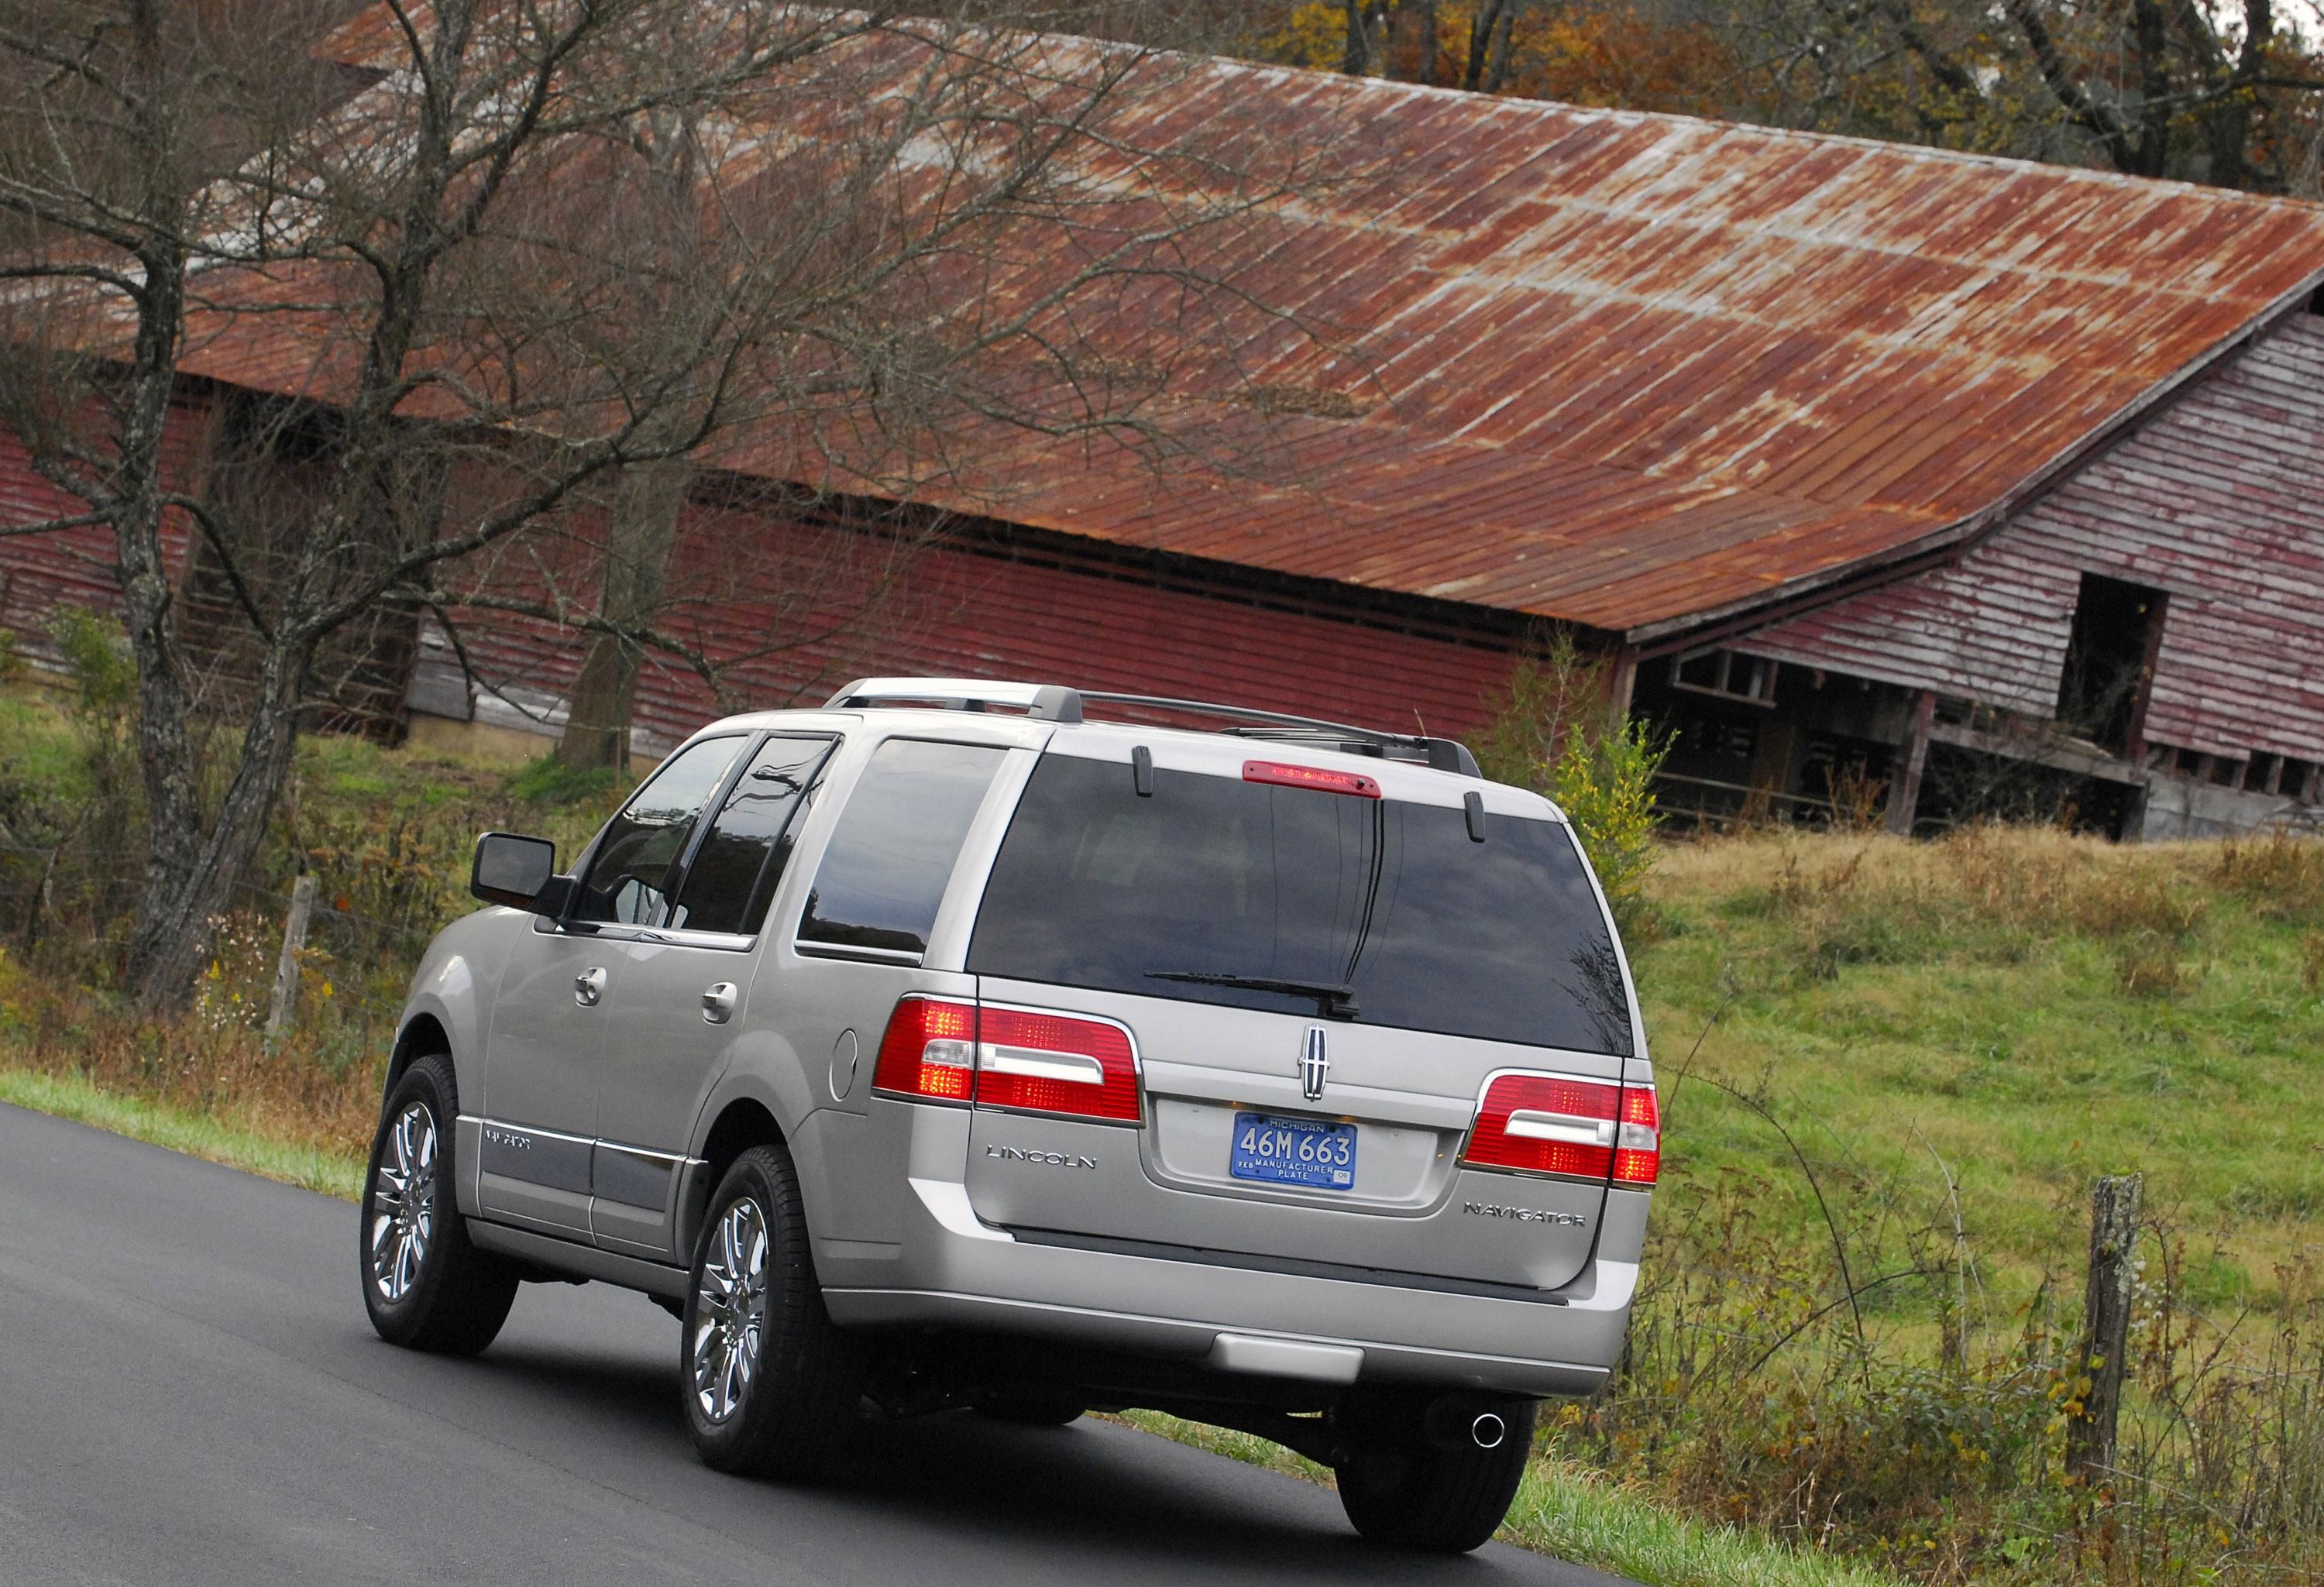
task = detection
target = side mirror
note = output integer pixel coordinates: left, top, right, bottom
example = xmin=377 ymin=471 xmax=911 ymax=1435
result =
xmin=472 ymin=832 xmax=559 ymax=913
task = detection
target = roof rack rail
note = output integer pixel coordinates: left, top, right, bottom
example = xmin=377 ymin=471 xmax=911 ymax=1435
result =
xmin=823 ymin=677 xmax=1083 ymax=722
xmin=1078 ymin=692 xmax=1481 ymax=777
xmin=821 ymin=677 xmax=1481 ymax=777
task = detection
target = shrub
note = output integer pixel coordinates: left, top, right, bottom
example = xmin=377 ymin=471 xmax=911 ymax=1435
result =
xmin=45 ymin=606 xmax=143 ymax=831
xmin=1476 ymin=633 xmax=1669 ymax=937
xmin=1552 ymin=714 xmax=1668 ymax=939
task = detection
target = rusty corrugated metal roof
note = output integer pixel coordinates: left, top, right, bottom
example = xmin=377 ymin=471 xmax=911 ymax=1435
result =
xmin=170 ymin=24 xmax=2324 ymax=638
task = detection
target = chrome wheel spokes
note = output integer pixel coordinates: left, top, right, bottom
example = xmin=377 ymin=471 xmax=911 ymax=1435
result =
xmin=370 ymin=1100 xmax=438 ymax=1303
xmin=691 ymin=1196 xmax=769 ymax=1424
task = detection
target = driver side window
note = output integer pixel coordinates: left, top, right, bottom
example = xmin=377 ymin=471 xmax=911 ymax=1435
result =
xmin=573 ymin=736 xmax=747 ymax=926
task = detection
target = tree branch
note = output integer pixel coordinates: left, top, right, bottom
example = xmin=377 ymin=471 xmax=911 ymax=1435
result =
xmin=2002 ymin=0 xmax=2140 ymax=170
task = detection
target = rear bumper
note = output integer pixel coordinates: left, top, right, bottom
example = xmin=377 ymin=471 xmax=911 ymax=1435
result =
xmin=813 ymin=1111 xmax=1647 ymax=1400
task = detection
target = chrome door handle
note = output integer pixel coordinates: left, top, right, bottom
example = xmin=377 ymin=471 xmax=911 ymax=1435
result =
xmin=701 ymin=982 xmax=737 ymax=1025
xmin=574 ymin=967 xmax=607 ymax=1007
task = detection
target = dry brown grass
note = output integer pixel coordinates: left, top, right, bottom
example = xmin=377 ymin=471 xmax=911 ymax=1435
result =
xmin=1659 ymin=823 xmax=2223 ymax=946
xmin=0 ymin=951 xmax=382 ymax=1162
xmin=2216 ymin=830 xmax=2324 ymax=922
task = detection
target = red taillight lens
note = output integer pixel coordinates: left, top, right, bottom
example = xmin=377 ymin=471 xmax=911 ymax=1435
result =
xmin=1243 ymin=759 xmax=1381 ymax=798
xmin=975 ymin=1005 xmax=1141 ymax=1124
xmin=1463 ymin=1073 xmax=1660 ymax=1186
xmin=1613 ymin=1085 xmax=1660 ymax=1186
xmin=871 ymin=995 xmax=978 ymax=1102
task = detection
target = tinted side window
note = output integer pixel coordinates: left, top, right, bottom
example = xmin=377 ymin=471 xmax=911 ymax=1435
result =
xmin=576 ymin=737 xmax=747 ymax=926
xmin=669 ymin=737 xmax=834 ymax=935
xmin=797 ymin=739 xmax=1006 ymax=957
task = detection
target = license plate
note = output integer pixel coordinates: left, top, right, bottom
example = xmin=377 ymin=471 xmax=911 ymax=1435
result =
xmin=1230 ymin=1113 xmax=1357 ymax=1190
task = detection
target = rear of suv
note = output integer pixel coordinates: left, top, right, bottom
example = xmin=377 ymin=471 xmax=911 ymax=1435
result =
xmin=361 ymin=678 xmax=1655 ymax=1553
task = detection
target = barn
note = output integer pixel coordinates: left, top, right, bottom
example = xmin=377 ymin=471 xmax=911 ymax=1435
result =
xmin=4 ymin=57 xmax=2322 ymax=839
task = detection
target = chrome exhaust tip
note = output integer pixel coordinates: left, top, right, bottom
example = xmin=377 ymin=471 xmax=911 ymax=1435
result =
xmin=1470 ymin=1411 xmax=1506 ymax=1449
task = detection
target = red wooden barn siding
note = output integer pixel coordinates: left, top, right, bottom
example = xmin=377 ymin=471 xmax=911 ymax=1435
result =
xmin=1736 ymin=311 xmax=2324 ymax=763
xmin=0 ymin=408 xmax=207 ymax=644
xmin=870 ymin=540 xmax=1523 ymax=744
xmin=1 ymin=406 xmax=1523 ymax=749
xmin=441 ymin=500 xmax=1523 ymax=751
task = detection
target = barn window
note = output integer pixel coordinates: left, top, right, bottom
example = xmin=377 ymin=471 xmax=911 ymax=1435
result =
xmin=2056 ymin=573 xmax=2164 ymax=755
xmin=1671 ymin=649 xmax=1777 ymax=705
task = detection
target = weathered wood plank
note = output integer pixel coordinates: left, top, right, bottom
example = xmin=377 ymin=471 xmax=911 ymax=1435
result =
xmin=1741 ymin=311 xmax=2324 ymax=764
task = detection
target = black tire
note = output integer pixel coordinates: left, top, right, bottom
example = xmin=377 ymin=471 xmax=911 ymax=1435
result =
xmin=682 ymin=1143 xmax=865 ymax=1479
xmin=359 ymin=1053 xmax=519 ymax=1355
xmin=976 ymin=1389 xmax=1088 ymax=1427
xmin=1335 ymin=1396 xmax=1537 ymax=1553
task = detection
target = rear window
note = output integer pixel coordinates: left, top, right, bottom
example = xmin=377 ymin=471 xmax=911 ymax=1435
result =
xmin=967 ymin=754 xmax=1632 ymax=1056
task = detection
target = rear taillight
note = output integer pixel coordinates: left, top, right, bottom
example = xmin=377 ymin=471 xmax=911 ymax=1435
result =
xmin=1613 ymin=1084 xmax=1660 ymax=1186
xmin=1463 ymin=1073 xmax=1659 ymax=1187
xmin=975 ymin=1005 xmax=1141 ymax=1124
xmin=869 ymin=996 xmax=1142 ymax=1124
xmin=871 ymin=995 xmax=978 ymax=1102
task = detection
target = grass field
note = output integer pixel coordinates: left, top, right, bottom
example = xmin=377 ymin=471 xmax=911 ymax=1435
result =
xmin=4 ymin=682 xmax=2320 ymax=1584
xmin=1641 ymin=827 xmax=2324 ymax=1302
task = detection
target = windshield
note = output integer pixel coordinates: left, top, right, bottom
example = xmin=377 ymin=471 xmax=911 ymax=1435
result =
xmin=966 ymin=754 xmax=1634 ymax=1056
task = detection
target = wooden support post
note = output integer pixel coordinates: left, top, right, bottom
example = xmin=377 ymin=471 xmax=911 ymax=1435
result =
xmin=1605 ymin=645 xmax=1639 ymax=730
xmin=1884 ymin=690 xmax=1937 ymax=836
xmin=264 ymin=873 xmax=318 ymax=1043
xmin=2068 ymin=1173 xmax=2143 ymax=1496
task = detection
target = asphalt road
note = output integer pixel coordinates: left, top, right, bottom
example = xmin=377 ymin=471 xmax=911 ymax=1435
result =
xmin=0 ymin=1103 xmax=1631 ymax=1587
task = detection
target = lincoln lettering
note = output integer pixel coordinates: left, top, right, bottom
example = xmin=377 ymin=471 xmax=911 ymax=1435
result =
xmin=985 ymin=1145 xmax=1098 ymax=1170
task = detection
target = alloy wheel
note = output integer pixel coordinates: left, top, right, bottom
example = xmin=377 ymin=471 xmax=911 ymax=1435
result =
xmin=692 ymin=1196 xmax=769 ymax=1424
xmin=370 ymin=1100 xmax=438 ymax=1303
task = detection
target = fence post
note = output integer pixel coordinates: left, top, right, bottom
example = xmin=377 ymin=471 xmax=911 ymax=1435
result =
xmin=2067 ymin=1172 xmax=2143 ymax=1496
xmin=264 ymin=873 xmax=318 ymax=1044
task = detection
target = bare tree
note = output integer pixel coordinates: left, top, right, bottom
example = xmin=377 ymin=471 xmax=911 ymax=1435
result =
xmin=1233 ymin=0 xmax=2323 ymax=194
xmin=1703 ymin=0 xmax=2324 ymax=191
xmin=1313 ymin=1 xmax=1520 ymax=89
xmin=0 ymin=1 xmax=1349 ymax=1008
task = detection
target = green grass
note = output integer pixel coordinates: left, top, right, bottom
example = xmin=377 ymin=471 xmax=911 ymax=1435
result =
xmin=1631 ymin=829 xmax=2324 ymax=1299
xmin=1116 ymin=1411 xmax=1908 ymax=1587
xmin=0 ymin=1067 xmax=365 ymax=1201
xmin=0 ymin=690 xmax=88 ymax=793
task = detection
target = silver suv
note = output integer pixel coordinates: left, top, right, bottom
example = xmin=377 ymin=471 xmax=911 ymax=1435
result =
xmin=360 ymin=678 xmax=1655 ymax=1552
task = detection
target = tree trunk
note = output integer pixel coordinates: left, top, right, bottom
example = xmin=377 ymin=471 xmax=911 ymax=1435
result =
xmin=557 ymin=459 xmax=692 ymax=772
xmin=125 ymin=631 xmax=311 ymax=1011
xmin=1463 ymin=0 xmax=1516 ymax=91
xmin=113 ymin=239 xmax=217 ymax=1007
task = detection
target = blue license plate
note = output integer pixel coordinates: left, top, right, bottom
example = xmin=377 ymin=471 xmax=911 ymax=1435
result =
xmin=1230 ymin=1113 xmax=1357 ymax=1190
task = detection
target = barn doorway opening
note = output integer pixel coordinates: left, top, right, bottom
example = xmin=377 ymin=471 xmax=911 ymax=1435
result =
xmin=2056 ymin=573 xmax=2164 ymax=756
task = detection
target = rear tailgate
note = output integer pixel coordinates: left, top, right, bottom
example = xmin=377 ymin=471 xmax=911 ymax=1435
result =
xmin=964 ymin=980 xmax=1619 ymax=1289
xmin=956 ymin=737 xmax=1641 ymax=1293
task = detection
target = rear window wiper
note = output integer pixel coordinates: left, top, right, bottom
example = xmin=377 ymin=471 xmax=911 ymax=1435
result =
xmin=1146 ymin=970 xmax=1360 ymax=1019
